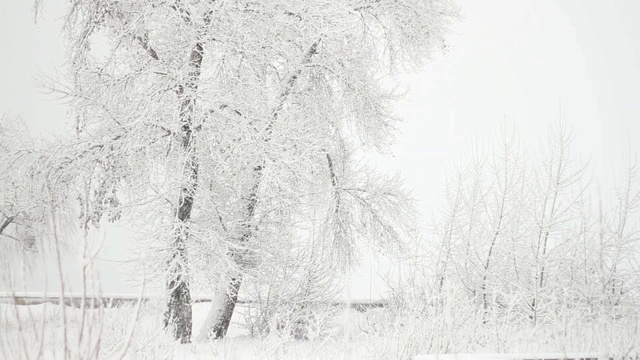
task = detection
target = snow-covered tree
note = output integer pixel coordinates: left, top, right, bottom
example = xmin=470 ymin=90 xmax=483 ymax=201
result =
xmin=0 ymin=115 xmax=45 ymax=279
xmin=0 ymin=114 xmax=84 ymax=296
xmin=37 ymin=0 xmax=459 ymax=342
xmin=0 ymin=115 xmax=66 ymax=260
xmin=421 ymin=121 xmax=640 ymax=330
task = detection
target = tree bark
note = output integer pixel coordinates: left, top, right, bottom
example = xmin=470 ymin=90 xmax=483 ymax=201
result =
xmin=196 ymin=274 xmax=243 ymax=341
xmin=164 ymin=41 xmax=204 ymax=344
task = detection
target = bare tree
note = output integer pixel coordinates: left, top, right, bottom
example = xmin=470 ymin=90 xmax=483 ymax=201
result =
xmin=596 ymin=154 xmax=640 ymax=316
xmin=527 ymin=122 xmax=587 ymax=324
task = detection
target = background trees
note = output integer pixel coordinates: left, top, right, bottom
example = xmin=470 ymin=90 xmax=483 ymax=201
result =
xmin=37 ymin=0 xmax=459 ymax=343
xmin=415 ymin=121 xmax=639 ymax=335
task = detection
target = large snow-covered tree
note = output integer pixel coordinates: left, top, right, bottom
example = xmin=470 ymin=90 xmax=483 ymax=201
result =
xmin=38 ymin=0 xmax=458 ymax=342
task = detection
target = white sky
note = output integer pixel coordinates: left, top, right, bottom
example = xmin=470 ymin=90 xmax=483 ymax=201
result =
xmin=1 ymin=0 xmax=639 ymax=298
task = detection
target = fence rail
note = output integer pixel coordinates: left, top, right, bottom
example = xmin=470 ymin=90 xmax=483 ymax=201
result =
xmin=0 ymin=292 xmax=388 ymax=311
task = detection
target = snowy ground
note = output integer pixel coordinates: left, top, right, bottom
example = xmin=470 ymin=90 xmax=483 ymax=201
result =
xmin=0 ymin=300 xmax=388 ymax=360
xmin=2 ymin=300 xmax=638 ymax=359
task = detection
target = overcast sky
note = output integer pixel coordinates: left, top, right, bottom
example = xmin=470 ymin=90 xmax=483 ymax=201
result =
xmin=1 ymin=0 xmax=639 ymax=298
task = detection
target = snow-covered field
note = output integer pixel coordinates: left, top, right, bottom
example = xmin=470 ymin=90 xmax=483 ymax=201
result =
xmin=2 ymin=299 xmax=639 ymax=360
xmin=0 ymin=300 xmax=393 ymax=360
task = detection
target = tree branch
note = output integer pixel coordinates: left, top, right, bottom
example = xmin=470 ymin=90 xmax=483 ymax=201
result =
xmin=135 ymin=33 xmax=160 ymax=61
xmin=0 ymin=215 xmax=15 ymax=235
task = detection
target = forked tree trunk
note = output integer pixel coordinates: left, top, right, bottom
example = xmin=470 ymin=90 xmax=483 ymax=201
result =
xmin=164 ymin=41 xmax=204 ymax=343
xmin=198 ymin=41 xmax=320 ymax=341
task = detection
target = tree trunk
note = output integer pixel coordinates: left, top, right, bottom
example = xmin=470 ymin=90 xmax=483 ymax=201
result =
xmin=196 ymin=274 xmax=243 ymax=341
xmin=164 ymin=245 xmax=193 ymax=343
xmin=210 ymin=277 xmax=241 ymax=339
xmin=198 ymin=165 xmax=261 ymax=341
xmin=163 ymin=41 xmax=204 ymax=343
xmin=163 ymin=145 xmax=197 ymax=343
